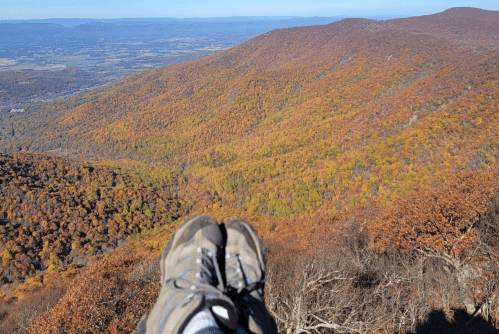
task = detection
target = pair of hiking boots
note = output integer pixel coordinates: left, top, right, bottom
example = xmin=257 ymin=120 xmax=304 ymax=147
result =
xmin=134 ymin=215 xmax=278 ymax=334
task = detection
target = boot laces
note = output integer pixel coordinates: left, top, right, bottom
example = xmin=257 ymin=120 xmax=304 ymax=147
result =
xmin=225 ymin=253 xmax=265 ymax=294
xmin=193 ymin=247 xmax=224 ymax=291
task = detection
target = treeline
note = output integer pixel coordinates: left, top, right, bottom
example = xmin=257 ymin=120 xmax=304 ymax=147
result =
xmin=0 ymin=153 xmax=184 ymax=283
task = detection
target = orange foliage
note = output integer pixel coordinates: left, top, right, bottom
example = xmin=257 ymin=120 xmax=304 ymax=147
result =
xmin=0 ymin=153 xmax=184 ymax=283
xmin=369 ymin=168 xmax=499 ymax=262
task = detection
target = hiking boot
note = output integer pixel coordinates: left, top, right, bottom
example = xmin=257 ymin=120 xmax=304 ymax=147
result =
xmin=224 ymin=218 xmax=278 ymax=334
xmin=141 ymin=215 xmax=238 ymax=334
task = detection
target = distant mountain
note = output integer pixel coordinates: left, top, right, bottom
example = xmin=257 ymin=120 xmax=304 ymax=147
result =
xmin=0 ymin=16 xmax=386 ymax=28
xmin=3 ymin=7 xmax=499 ymax=217
xmin=0 ymin=17 xmax=343 ymax=44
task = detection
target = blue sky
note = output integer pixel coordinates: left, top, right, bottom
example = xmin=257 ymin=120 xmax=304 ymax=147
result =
xmin=1 ymin=0 xmax=498 ymax=20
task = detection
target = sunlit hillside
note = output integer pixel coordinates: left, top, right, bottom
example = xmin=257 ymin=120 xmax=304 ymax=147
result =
xmin=3 ymin=8 xmax=499 ymax=220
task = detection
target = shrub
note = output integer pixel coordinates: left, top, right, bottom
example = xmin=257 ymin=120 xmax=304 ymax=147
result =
xmin=0 ymin=285 xmax=66 ymax=334
xmin=368 ymin=171 xmax=499 ymax=268
xmin=28 ymin=254 xmax=159 ymax=334
xmin=265 ymin=223 xmax=499 ymax=333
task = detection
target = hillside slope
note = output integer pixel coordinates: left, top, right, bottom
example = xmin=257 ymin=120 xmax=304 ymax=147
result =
xmin=2 ymin=8 xmax=499 ymax=218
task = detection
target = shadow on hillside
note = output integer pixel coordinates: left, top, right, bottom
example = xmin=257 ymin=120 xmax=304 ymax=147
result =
xmin=407 ymin=309 xmax=498 ymax=334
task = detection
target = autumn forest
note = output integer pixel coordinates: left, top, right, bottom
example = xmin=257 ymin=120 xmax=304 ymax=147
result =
xmin=1 ymin=7 xmax=499 ymax=333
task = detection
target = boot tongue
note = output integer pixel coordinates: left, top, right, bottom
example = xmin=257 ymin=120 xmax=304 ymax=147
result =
xmin=202 ymin=224 xmax=223 ymax=245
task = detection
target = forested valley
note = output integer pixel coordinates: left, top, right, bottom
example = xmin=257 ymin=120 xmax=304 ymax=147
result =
xmin=1 ymin=7 xmax=499 ymax=333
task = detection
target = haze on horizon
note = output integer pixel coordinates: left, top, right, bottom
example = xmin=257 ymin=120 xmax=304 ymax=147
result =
xmin=1 ymin=0 xmax=498 ymax=21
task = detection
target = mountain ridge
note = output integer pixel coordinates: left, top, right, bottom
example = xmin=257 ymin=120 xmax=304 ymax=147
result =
xmin=2 ymin=7 xmax=499 ymax=217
